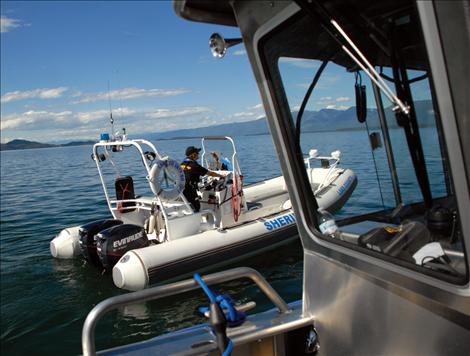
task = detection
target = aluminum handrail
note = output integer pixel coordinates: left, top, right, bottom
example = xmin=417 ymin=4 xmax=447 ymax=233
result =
xmin=82 ymin=267 xmax=289 ymax=356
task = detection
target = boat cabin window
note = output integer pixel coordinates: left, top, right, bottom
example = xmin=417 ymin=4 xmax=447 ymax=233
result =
xmin=259 ymin=9 xmax=468 ymax=284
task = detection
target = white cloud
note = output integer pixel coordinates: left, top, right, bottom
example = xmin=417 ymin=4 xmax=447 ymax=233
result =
xmin=231 ymin=102 xmax=266 ymax=120
xmin=70 ymin=90 xmax=83 ymax=98
xmin=279 ymin=58 xmax=319 ymax=69
xmin=1 ymin=87 xmax=189 ymax=104
xmin=233 ymin=111 xmax=256 ymax=118
xmin=324 ymin=104 xmax=348 ymax=110
xmin=1 ymin=15 xmax=25 ymax=33
xmin=1 ymin=110 xmax=73 ymax=130
xmin=2 ymin=102 xmax=269 ymax=142
xmin=1 ymin=106 xmax=213 ymax=133
xmin=318 ymin=74 xmax=341 ymax=88
xmin=74 ymin=107 xmax=137 ymax=124
xmin=73 ymin=87 xmax=190 ymax=104
xmin=75 ymin=110 xmax=108 ymax=124
xmin=1 ymin=87 xmax=68 ymax=103
xmin=316 ymin=96 xmax=351 ymax=109
xmin=233 ymin=49 xmax=247 ymax=56
xmin=145 ymin=106 xmax=211 ymax=120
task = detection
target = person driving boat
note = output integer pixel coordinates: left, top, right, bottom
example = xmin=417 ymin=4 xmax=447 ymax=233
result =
xmin=181 ymin=146 xmax=225 ymax=212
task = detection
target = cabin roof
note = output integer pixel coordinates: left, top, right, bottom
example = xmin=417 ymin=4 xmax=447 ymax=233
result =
xmin=174 ymin=0 xmax=427 ymax=70
xmin=173 ymin=0 xmax=237 ymax=27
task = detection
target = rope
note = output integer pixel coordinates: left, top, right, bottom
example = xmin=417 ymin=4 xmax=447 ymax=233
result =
xmin=194 ymin=273 xmax=216 ymax=303
xmin=222 ymin=340 xmax=233 ymax=356
xmin=231 ymin=174 xmax=243 ymax=222
xmin=193 ymin=273 xmax=236 ymax=356
xmin=231 ymin=179 xmax=239 ymax=222
xmin=365 ymin=119 xmax=385 ymax=209
xmin=193 ymin=273 xmax=245 ymax=327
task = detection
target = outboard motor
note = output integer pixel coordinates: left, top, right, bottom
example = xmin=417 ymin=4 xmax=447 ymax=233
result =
xmin=96 ymin=224 xmax=150 ymax=270
xmin=79 ymin=219 xmax=123 ymax=266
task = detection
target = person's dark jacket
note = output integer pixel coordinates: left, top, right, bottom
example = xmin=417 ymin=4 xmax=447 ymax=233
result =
xmin=180 ymin=158 xmax=208 ymax=211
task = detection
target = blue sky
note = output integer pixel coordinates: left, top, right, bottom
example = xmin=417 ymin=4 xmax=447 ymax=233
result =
xmin=1 ymin=1 xmax=358 ymax=144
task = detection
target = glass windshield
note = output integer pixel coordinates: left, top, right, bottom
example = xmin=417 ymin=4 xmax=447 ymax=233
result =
xmin=260 ymin=9 xmax=467 ymax=283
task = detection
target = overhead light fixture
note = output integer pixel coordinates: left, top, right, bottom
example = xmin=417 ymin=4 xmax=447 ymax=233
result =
xmin=209 ymin=33 xmax=243 ymax=58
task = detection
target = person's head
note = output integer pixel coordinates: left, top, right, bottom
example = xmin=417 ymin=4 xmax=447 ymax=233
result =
xmin=185 ymin=146 xmax=201 ymax=160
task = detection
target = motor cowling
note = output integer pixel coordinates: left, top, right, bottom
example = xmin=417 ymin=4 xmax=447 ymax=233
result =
xmin=96 ymin=224 xmax=150 ymax=270
xmin=79 ymin=219 xmax=123 ymax=266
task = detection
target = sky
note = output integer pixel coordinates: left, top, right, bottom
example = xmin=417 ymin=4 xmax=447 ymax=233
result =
xmin=0 ymin=1 xmax=359 ymax=144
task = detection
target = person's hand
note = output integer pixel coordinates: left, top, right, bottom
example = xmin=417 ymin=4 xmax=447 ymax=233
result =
xmin=211 ymin=151 xmax=220 ymax=161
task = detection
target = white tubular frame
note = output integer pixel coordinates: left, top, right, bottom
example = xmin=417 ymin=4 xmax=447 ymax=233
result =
xmin=305 ymin=152 xmax=341 ymax=194
xmin=92 ymin=139 xmax=193 ymax=231
xmin=200 ymin=136 xmax=243 ymax=178
xmin=93 ymin=139 xmax=162 ymax=217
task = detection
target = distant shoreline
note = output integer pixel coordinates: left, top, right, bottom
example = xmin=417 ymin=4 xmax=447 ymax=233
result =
xmin=0 ymin=126 xmax=416 ymax=151
xmin=0 ymin=140 xmax=96 ymax=152
xmin=0 ymin=127 xmax=362 ymax=151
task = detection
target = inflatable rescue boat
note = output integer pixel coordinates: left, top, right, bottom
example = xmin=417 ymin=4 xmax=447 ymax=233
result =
xmin=51 ymin=134 xmax=356 ymax=290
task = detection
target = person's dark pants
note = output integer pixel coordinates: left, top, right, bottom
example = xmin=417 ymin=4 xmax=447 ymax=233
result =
xmin=191 ymin=200 xmax=201 ymax=212
xmin=184 ymin=189 xmax=200 ymax=212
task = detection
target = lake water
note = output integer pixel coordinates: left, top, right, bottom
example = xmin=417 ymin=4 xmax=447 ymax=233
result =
xmin=0 ymin=128 xmax=444 ymax=355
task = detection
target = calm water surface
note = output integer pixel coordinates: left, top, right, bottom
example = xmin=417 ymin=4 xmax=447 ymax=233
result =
xmin=0 ymin=129 xmax=443 ymax=354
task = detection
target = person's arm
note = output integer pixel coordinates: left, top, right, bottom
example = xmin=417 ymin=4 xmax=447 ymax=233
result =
xmin=211 ymin=151 xmax=220 ymax=161
xmin=207 ymin=170 xmax=225 ymax=179
xmin=193 ymin=162 xmax=224 ymax=179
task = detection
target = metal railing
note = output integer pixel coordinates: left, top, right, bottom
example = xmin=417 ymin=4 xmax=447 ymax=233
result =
xmin=82 ymin=267 xmax=290 ymax=355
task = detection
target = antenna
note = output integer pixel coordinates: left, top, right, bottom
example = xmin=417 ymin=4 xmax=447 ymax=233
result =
xmin=107 ymin=81 xmax=115 ymax=140
xmin=115 ymin=69 xmax=124 ymax=122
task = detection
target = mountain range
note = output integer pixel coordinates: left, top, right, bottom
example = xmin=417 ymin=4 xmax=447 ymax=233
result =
xmin=0 ymin=139 xmax=95 ymax=151
xmin=1 ymin=100 xmax=434 ymax=150
xmin=144 ymin=100 xmax=434 ymax=140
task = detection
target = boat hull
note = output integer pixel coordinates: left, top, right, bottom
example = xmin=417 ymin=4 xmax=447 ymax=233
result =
xmin=317 ymin=168 xmax=357 ymax=212
xmin=113 ymin=211 xmax=298 ymax=291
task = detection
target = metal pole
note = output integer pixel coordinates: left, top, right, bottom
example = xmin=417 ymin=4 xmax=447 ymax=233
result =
xmin=331 ymin=20 xmax=409 ymax=115
xmin=371 ymin=80 xmax=402 ymax=206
